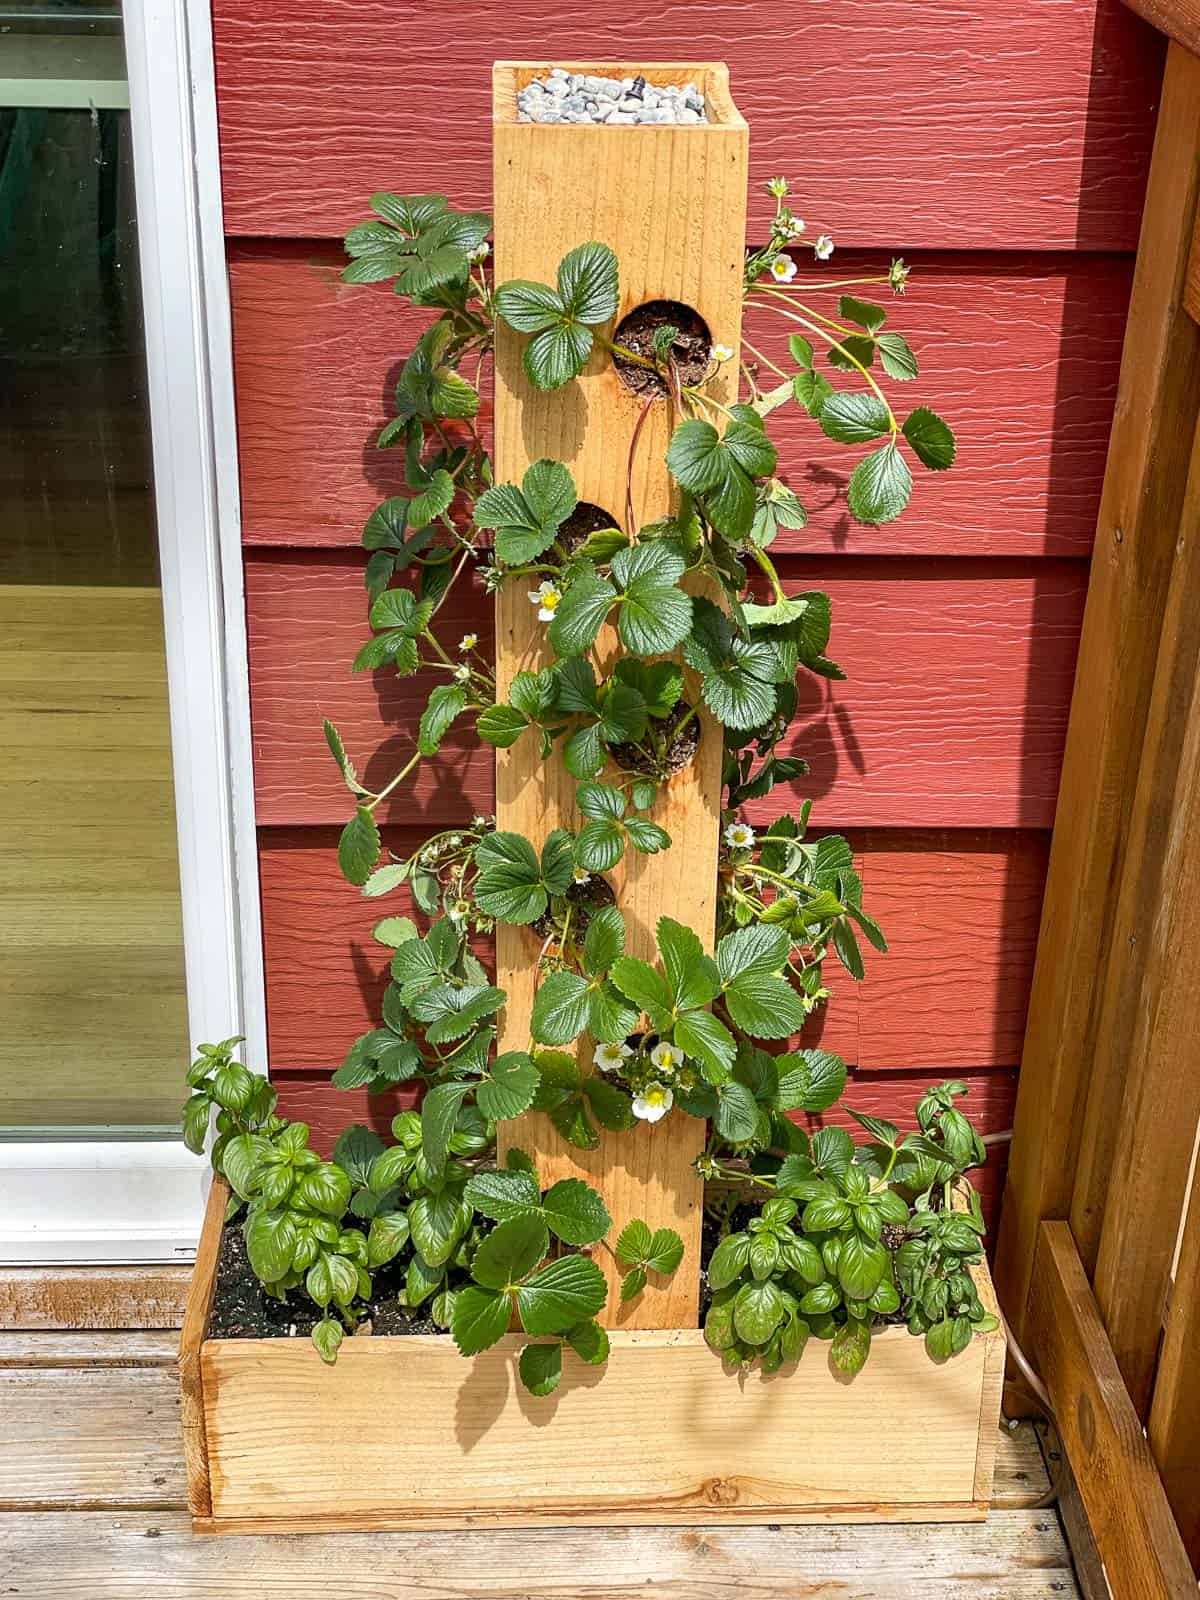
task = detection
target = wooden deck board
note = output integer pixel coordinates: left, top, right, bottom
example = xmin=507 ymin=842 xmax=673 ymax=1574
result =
xmin=0 ymin=1365 xmax=187 ymax=1511
xmin=0 ymin=1333 xmax=1076 ymax=1595
xmin=0 ymin=1509 xmax=1081 ymax=1598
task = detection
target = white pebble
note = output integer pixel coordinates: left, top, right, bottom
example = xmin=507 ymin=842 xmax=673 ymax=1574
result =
xmin=516 ymin=68 xmax=709 ymax=125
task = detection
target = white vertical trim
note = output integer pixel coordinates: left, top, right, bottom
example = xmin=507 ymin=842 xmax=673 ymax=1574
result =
xmin=123 ymin=0 xmax=266 ymax=1074
xmin=0 ymin=0 xmax=264 ymax=1264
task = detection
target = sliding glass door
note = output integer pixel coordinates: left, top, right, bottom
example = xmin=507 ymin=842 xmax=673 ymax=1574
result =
xmin=0 ymin=1 xmax=191 ymax=1136
xmin=0 ymin=0 xmax=264 ymax=1261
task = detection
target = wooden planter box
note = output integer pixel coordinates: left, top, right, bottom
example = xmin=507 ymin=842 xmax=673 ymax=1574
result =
xmin=179 ymin=60 xmax=1005 ymax=1538
xmin=180 ymin=1180 xmax=1005 ymax=1534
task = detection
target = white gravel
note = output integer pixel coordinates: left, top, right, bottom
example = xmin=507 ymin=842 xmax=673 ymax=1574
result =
xmin=518 ymin=69 xmax=708 ymax=125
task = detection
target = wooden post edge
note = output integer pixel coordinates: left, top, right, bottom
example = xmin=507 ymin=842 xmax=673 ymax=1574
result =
xmin=179 ymin=1175 xmax=226 ymax=1522
xmin=1026 ymin=1220 xmax=1195 ymax=1597
xmin=1122 ymin=0 xmax=1200 ymax=61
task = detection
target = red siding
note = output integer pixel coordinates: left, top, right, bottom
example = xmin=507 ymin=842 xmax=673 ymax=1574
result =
xmin=210 ymin=0 xmax=1159 ymax=1172
xmin=229 ymin=245 xmax=1131 ymax=559
xmin=211 ymin=1 xmax=1162 ymax=250
xmin=245 ymin=550 xmax=1087 ymax=830
xmin=260 ymin=827 xmax=1047 ymax=1077
xmin=270 ymin=1064 xmax=1016 ymax=1234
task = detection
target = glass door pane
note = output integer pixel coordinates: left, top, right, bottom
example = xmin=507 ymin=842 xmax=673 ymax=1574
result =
xmin=0 ymin=0 xmax=190 ymax=1134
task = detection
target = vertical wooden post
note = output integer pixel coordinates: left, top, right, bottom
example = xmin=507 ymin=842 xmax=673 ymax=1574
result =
xmin=491 ymin=63 xmax=748 ymax=1327
xmin=992 ymin=41 xmax=1200 ymax=1344
xmin=1027 ymin=1222 xmax=1198 ymax=1599
xmin=1148 ymin=1151 xmax=1200 ymax=1572
xmin=1069 ymin=396 xmax=1200 ymax=1414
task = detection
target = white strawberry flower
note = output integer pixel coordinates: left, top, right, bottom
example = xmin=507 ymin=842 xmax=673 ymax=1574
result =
xmin=449 ymin=898 xmax=471 ymax=923
xmin=572 ymin=866 xmax=592 ymax=885
xmin=814 ymin=234 xmax=835 ymax=261
xmin=724 ymin=821 xmax=756 ymax=850
xmin=769 ymin=256 xmax=797 ymax=284
xmin=710 ymin=343 xmax=734 ymax=363
xmin=469 ymin=242 xmax=490 ymax=263
xmin=780 ymin=214 xmax=806 ymax=239
xmin=459 ymin=633 xmax=478 ymax=652
xmin=453 ymin=662 xmax=472 ymax=682
xmin=650 ymin=1040 xmax=685 ymax=1075
xmin=632 ymin=1082 xmax=673 ymax=1122
xmin=593 ymin=1041 xmax=633 ymax=1072
xmin=528 ymin=580 xmax=563 ymax=622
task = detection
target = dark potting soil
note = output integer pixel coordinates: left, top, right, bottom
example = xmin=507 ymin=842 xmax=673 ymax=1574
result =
xmin=612 ymin=299 xmax=713 ymax=398
xmin=206 ymin=1214 xmax=440 ymax=1341
xmin=609 ymin=702 xmax=700 ymax=777
xmin=531 ymin=872 xmax=616 ymax=940
xmin=208 ymin=1186 xmax=916 ymax=1341
xmin=557 ymin=499 xmax=620 ymax=554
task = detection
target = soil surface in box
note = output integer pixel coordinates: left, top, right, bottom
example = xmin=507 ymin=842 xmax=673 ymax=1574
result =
xmin=208 ymin=1184 xmax=913 ymax=1341
xmin=207 ymin=1217 xmax=440 ymax=1339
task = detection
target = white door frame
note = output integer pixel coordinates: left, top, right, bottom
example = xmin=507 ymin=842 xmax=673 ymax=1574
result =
xmin=0 ymin=0 xmax=265 ymax=1264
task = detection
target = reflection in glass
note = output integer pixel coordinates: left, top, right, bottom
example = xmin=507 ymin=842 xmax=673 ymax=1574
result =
xmin=0 ymin=6 xmax=190 ymax=1132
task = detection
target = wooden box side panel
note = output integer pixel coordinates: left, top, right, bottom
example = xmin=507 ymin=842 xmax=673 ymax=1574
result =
xmin=201 ymin=1322 xmax=990 ymax=1525
xmin=178 ymin=1178 xmax=227 ymax=1519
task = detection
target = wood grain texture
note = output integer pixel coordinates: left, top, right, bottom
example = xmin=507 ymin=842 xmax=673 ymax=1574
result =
xmin=199 ymin=1316 xmax=1001 ymax=1525
xmin=0 ymin=1507 xmax=1081 ymax=1597
xmin=209 ymin=0 xmax=1162 ymax=250
xmin=1124 ymin=0 xmax=1200 ymax=54
xmin=1069 ymin=403 xmax=1200 ymax=1416
xmin=1148 ymin=1150 xmax=1200 ymax=1571
xmin=486 ymin=66 xmax=748 ymax=1327
xmin=0 ymin=1366 xmax=187 ymax=1511
xmin=178 ymin=1180 xmax=225 ymax=1519
xmin=1043 ymin=1423 xmax=1115 ymax=1600
xmin=257 ymin=826 xmax=1047 ymax=1077
xmin=245 ymin=551 xmax=1087 ymax=830
xmin=0 ymin=1265 xmax=191 ymax=1330
xmin=229 ymin=243 xmax=1131 ymax=559
xmin=993 ymin=41 xmax=1200 ymax=1346
xmin=0 ymin=1330 xmax=178 ymax=1368
xmin=1026 ymin=1222 xmax=1196 ymax=1600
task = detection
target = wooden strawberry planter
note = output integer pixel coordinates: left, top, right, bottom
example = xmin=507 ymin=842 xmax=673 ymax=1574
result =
xmin=180 ymin=60 xmax=1005 ymax=1537
xmin=181 ymin=1178 xmax=1004 ymax=1533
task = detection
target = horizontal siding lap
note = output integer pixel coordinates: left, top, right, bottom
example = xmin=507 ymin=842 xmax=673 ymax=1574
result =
xmin=245 ymin=550 xmax=1087 ymax=830
xmin=229 ymin=246 xmax=1131 ymax=558
xmin=271 ymin=1065 xmax=1017 ymax=1235
xmin=258 ymin=825 xmax=1046 ymax=1077
xmin=210 ymin=0 xmax=1162 ymax=249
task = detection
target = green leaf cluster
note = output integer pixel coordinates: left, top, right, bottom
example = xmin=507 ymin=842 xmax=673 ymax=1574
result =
xmin=452 ymin=1160 xmax=612 ymax=1394
xmin=495 ymin=242 xmax=619 ymax=390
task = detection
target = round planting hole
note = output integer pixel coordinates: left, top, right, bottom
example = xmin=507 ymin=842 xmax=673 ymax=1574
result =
xmin=532 ymin=872 xmax=617 ymax=940
xmin=609 ymin=703 xmax=701 ymax=778
xmin=557 ymin=499 xmax=621 ymax=555
xmin=611 ymin=299 xmax=713 ymax=399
